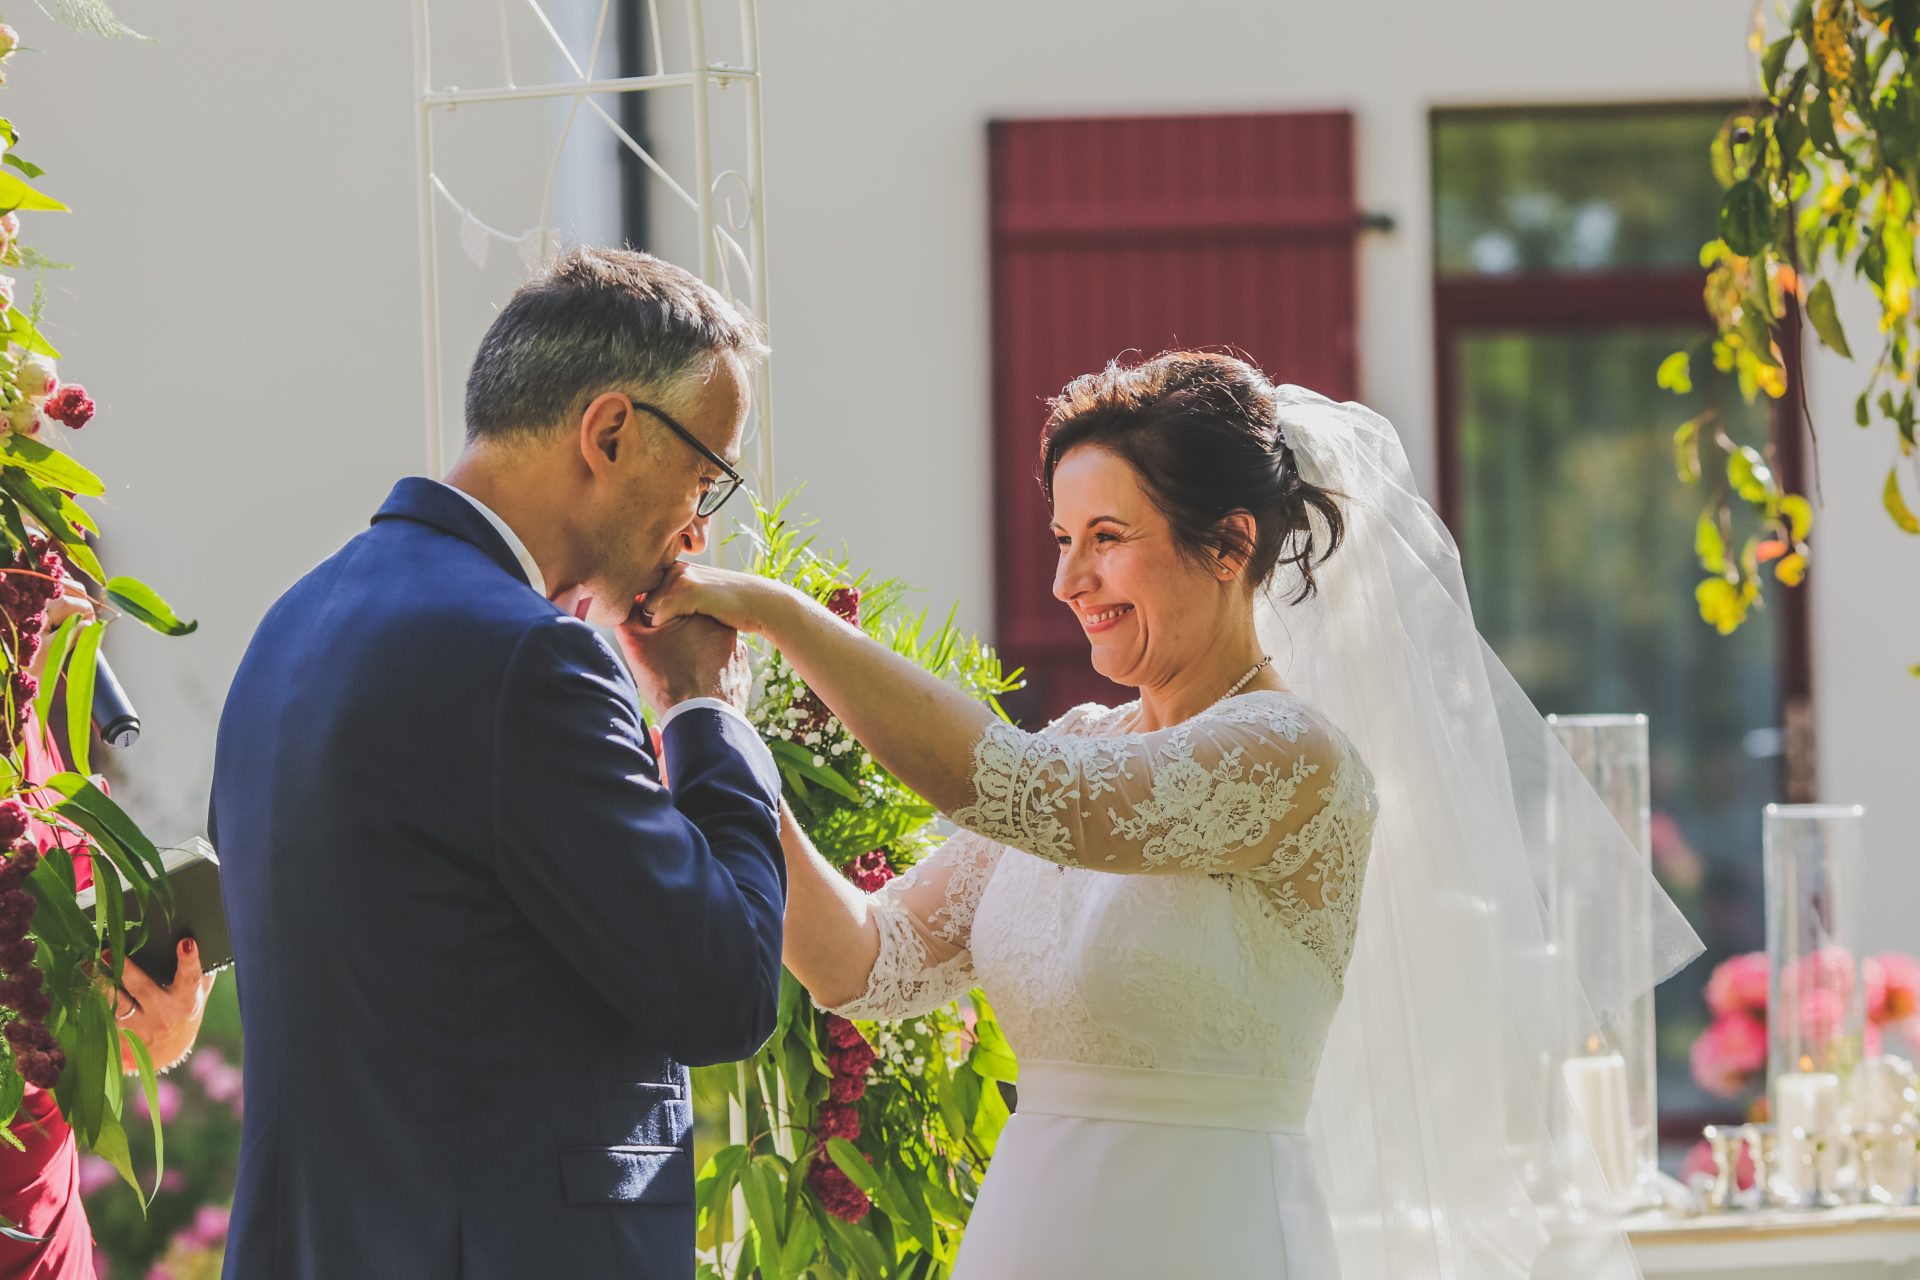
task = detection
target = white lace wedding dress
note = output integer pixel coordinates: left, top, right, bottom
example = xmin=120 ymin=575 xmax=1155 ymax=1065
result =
xmin=830 ymin=687 xmax=1378 ymax=1278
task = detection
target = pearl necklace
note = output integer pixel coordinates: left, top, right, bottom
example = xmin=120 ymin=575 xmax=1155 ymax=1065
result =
xmin=1218 ymin=655 xmax=1274 ymax=703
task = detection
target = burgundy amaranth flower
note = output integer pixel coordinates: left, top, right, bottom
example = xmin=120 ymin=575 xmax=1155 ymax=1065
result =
xmin=825 ymin=1015 xmax=868 ymax=1050
xmin=0 ymin=935 xmax=35 ymax=973
xmin=806 ymin=1152 xmax=872 ymax=1222
xmin=0 ymin=843 xmax=39 ymax=888
xmin=0 ymin=801 xmax=27 ymax=848
xmin=848 ymin=850 xmax=895 ymax=894
xmin=43 ymin=385 xmax=94 ymax=430
xmin=18 ymin=1046 xmax=63 ymax=1089
xmin=814 ymin=1101 xmax=861 ymax=1143
xmin=829 ymin=1040 xmax=877 ymax=1080
xmin=828 ymin=1071 xmax=869 ymax=1104
xmin=0 ymin=889 xmax=33 ymax=934
xmin=825 ymin=586 xmax=860 ymax=627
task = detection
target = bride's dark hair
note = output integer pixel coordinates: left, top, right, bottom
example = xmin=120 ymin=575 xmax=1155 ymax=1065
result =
xmin=1039 ymin=350 xmax=1345 ymax=603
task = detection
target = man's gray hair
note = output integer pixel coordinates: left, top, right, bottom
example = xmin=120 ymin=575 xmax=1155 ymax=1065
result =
xmin=463 ymin=246 xmax=768 ymax=441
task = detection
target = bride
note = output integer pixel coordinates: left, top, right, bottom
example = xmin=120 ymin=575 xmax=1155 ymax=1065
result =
xmin=642 ymin=350 xmax=1702 ymax=1278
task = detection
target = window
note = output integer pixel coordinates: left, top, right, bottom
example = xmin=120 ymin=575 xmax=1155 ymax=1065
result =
xmin=1432 ymin=105 xmax=1813 ymax=1161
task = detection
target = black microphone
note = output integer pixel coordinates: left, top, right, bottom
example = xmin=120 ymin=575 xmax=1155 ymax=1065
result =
xmin=91 ymin=652 xmax=140 ymax=749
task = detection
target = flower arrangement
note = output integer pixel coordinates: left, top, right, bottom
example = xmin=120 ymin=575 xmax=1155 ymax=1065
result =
xmin=1689 ymin=949 xmax=1920 ymax=1099
xmin=692 ymin=498 xmax=1023 ymax=1280
xmin=0 ymin=14 xmax=195 ymax=1212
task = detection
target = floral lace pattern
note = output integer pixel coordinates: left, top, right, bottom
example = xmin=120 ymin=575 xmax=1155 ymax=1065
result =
xmin=827 ymin=691 xmax=1378 ymax=1080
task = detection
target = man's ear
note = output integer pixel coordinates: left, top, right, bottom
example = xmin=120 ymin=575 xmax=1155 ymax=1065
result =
xmin=578 ymin=392 xmax=631 ymax=476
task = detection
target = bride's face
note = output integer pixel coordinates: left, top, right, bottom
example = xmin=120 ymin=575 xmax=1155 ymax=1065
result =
xmin=1049 ymin=445 xmax=1235 ymax=691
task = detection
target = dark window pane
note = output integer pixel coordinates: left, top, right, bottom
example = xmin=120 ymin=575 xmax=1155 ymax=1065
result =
xmin=1433 ymin=108 xmax=1730 ymax=276
xmin=1455 ymin=326 xmax=1783 ymax=1132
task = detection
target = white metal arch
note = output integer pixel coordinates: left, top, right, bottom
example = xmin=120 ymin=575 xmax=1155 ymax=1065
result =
xmin=409 ymin=0 xmax=773 ymax=489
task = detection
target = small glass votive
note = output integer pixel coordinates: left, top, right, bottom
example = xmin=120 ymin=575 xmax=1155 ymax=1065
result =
xmin=1858 ymin=1122 xmax=1918 ymax=1206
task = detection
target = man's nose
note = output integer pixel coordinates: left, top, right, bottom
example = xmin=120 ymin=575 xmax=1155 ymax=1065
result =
xmin=679 ymin=514 xmax=711 ymax=557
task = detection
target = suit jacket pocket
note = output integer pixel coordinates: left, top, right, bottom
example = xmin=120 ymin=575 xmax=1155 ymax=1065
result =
xmin=559 ymin=1144 xmax=693 ymax=1207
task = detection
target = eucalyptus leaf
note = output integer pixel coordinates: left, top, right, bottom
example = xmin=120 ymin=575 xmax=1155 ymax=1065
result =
xmin=0 ymin=169 xmax=68 ymax=213
xmin=31 ymin=613 xmax=79 ymax=728
xmin=64 ymin=621 xmax=101 ymax=777
xmin=0 ymin=435 xmax=105 ymax=498
xmin=105 ymin=576 xmax=197 ymax=636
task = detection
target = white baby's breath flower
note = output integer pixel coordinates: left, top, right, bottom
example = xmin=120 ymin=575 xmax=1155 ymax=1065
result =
xmin=813 ymin=754 xmax=826 ymax=768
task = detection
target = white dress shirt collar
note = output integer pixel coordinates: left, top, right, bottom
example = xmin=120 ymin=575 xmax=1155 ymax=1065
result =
xmin=440 ymin=482 xmax=549 ymax=599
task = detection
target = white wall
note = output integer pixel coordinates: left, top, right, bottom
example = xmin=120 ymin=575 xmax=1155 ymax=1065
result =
xmin=745 ymin=2 xmax=1919 ymax=953
xmin=7 ymin=2 xmax=1914 ymax=949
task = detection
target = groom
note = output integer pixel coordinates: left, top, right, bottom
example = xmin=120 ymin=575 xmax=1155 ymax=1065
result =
xmin=211 ymin=248 xmax=785 ymax=1279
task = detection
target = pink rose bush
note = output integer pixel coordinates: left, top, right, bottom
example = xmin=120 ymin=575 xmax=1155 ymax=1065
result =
xmin=1690 ymin=949 xmax=1920 ymax=1097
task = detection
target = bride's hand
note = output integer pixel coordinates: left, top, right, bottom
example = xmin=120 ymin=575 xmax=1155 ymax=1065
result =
xmin=635 ymin=561 xmax=796 ymax=635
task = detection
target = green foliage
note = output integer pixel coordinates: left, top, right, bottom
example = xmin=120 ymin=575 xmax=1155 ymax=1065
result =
xmin=1666 ymin=1 xmax=1920 ymax=652
xmin=0 ymin=23 xmax=196 ymax=1220
xmin=693 ymin=497 xmax=1022 ymax=1278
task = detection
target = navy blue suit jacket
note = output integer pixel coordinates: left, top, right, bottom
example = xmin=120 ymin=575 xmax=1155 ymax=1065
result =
xmin=211 ymin=478 xmax=785 ymax=1279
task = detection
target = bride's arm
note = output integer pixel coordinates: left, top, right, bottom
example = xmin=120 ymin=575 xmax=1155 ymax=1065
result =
xmin=779 ymin=801 xmax=881 ymax=1007
xmin=640 ymin=566 xmax=1356 ymax=878
xmin=782 ymin=807 xmax=1003 ymax=1020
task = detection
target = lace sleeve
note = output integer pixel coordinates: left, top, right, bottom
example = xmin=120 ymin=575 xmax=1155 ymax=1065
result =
xmin=949 ymin=693 xmax=1367 ymax=878
xmin=821 ymin=829 xmax=1004 ymax=1021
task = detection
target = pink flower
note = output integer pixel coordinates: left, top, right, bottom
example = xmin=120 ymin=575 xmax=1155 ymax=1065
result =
xmin=1689 ymin=1011 xmax=1768 ymax=1097
xmin=1678 ymin=1136 xmax=1756 ymax=1191
xmin=0 ymin=25 xmax=17 ymax=59
xmin=1704 ymin=952 xmax=1770 ymax=1018
xmin=0 ymin=277 xmax=12 ymax=314
xmin=131 ymin=1078 xmax=182 ymax=1124
xmin=189 ymin=1044 xmax=244 ymax=1107
xmin=77 ymin=1154 xmax=119 ymax=1196
xmin=184 ymin=1202 xmax=229 ymax=1247
xmin=159 ymin=1169 xmax=186 ymax=1194
xmin=1783 ymin=946 xmax=1856 ymax=1002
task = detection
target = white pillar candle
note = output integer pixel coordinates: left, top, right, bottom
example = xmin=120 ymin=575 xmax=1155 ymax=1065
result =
xmin=1773 ymin=1061 xmax=1842 ymax=1195
xmin=1562 ymin=1051 xmax=1636 ymax=1198
xmin=1775 ymin=1066 xmax=1842 ymax=1133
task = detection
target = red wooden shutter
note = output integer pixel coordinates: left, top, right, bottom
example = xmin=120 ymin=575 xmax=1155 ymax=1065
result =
xmin=989 ymin=111 xmax=1362 ymax=724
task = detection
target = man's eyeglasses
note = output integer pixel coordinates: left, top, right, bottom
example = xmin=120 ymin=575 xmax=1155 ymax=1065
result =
xmin=630 ymin=399 xmax=746 ymax=519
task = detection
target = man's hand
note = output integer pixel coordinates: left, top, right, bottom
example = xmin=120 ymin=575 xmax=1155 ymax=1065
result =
xmin=616 ymin=607 xmax=751 ymax=715
xmin=113 ymin=939 xmax=216 ymax=1074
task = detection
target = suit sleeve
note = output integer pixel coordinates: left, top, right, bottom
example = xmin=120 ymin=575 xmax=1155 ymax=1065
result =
xmin=491 ymin=616 xmax=786 ymax=1065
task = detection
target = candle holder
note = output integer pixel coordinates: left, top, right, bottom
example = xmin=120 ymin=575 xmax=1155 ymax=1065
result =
xmin=1765 ymin=803 xmax=1867 ymax=1198
xmin=1545 ymin=714 xmax=1658 ymax=1211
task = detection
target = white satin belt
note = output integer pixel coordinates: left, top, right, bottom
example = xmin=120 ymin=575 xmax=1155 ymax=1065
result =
xmin=1014 ymin=1060 xmax=1313 ymax=1135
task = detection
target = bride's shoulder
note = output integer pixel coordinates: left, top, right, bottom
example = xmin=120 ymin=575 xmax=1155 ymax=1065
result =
xmin=1205 ymin=690 xmax=1364 ymax=760
xmin=1039 ymin=700 xmax=1137 ymax=738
